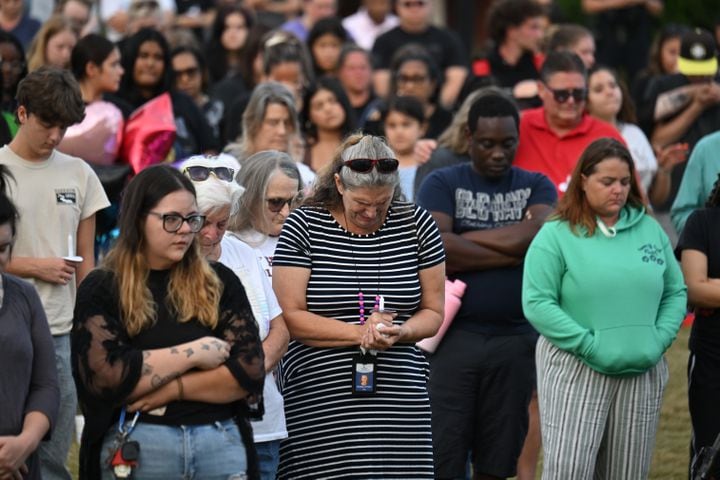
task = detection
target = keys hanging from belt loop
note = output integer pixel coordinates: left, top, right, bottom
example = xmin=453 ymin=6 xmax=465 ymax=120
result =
xmin=109 ymin=407 xmax=141 ymax=479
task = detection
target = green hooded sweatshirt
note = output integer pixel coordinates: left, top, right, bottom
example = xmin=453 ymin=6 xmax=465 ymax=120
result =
xmin=522 ymin=205 xmax=687 ymax=376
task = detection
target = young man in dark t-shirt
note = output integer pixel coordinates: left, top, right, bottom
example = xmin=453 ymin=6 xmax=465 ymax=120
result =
xmin=417 ymin=90 xmax=556 ymax=480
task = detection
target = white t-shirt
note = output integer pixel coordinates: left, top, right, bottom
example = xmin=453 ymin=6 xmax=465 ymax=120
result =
xmin=342 ymin=8 xmax=399 ymax=51
xmin=0 ymin=146 xmax=110 ymax=334
xmin=235 ymin=229 xmax=279 ymax=279
xmin=620 ymin=122 xmax=658 ymax=194
xmin=219 ymin=233 xmax=287 ymax=442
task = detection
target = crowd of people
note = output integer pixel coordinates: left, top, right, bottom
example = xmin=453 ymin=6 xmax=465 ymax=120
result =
xmin=1 ymin=0 xmax=720 ymax=479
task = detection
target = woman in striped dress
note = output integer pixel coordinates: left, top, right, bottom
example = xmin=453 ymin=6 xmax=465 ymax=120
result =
xmin=272 ymin=134 xmax=446 ymax=479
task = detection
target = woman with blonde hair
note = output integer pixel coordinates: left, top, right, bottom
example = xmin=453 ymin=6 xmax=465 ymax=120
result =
xmin=72 ymin=165 xmax=264 ymax=479
xmin=26 ymin=15 xmax=77 ymax=71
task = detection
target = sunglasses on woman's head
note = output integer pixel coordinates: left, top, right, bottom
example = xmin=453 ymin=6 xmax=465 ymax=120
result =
xmin=343 ymin=158 xmax=399 ymax=174
xmin=183 ymin=166 xmax=235 ymax=182
xmin=546 ymin=87 xmax=587 ymax=104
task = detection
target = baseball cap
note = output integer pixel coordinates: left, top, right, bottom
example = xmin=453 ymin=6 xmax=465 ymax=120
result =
xmin=678 ymin=28 xmax=718 ymax=77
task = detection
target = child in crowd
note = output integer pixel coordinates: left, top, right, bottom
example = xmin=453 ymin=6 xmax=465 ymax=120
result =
xmin=383 ymin=95 xmax=426 ymax=201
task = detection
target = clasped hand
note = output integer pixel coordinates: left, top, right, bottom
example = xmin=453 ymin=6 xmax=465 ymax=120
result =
xmin=0 ymin=435 xmax=31 ymax=480
xmin=360 ymin=312 xmax=400 ymax=351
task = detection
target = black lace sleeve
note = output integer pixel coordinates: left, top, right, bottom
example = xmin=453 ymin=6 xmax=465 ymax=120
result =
xmin=72 ymin=269 xmax=143 ymax=405
xmin=212 ymin=263 xmax=265 ymax=400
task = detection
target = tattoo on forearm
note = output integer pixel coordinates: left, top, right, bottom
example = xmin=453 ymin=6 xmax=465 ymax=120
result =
xmin=170 ymin=347 xmax=179 ymax=355
xmin=201 ymin=343 xmax=210 ymax=350
xmin=142 ymin=363 xmax=153 ymax=376
xmin=150 ymin=372 xmax=179 ymax=388
xmin=183 ymin=348 xmax=194 ymax=358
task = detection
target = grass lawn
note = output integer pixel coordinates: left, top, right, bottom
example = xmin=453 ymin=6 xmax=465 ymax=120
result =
xmin=69 ymin=328 xmax=693 ymax=479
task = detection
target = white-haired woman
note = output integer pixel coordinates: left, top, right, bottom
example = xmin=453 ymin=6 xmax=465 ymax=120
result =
xmin=181 ymin=154 xmax=290 ymax=480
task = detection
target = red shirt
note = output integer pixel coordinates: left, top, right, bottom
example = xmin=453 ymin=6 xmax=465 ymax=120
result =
xmin=514 ymin=107 xmax=624 ymax=196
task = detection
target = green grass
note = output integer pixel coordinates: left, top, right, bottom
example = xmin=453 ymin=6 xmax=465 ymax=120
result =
xmin=68 ymin=328 xmax=693 ymax=479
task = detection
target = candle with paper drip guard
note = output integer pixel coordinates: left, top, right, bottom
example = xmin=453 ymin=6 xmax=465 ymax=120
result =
xmin=63 ymin=233 xmax=83 ymax=263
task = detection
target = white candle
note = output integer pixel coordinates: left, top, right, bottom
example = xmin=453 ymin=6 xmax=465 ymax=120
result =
xmin=67 ymin=234 xmax=74 ymax=258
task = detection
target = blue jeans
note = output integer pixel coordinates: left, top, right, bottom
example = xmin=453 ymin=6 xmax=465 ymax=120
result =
xmin=100 ymin=418 xmax=247 ymax=480
xmin=39 ymin=334 xmax=75 ymax=480
xmin=256 ymin=440 xmax=280 ymax=480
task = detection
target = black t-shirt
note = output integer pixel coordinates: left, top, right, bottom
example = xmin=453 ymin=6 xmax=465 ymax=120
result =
xmin=676 ymin=208 xmax=720 ymax=352
xmin=645 ymin=74 xmax=720 ymax=211
xmin=426 ymin=105 xmax=452 ymax=140
xmin=371 ymin=25 xmax=467 ymax=71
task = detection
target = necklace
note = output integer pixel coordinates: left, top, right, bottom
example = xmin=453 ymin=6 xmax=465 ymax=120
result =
xmin=343 ymin=210 xmax=382 ymax=325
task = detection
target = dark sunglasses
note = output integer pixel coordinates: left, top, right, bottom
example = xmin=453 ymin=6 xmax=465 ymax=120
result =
xmin=547 ymin=87 xmax=587 ymax=104
xmin=183 ymin=166 xmax=235 ymax=182
xmin=344 ymin=158 xmax=399 ymax=174
xmin=266 ymin=197 xmax=294 ymax=213
xmin=148 ymin=211 xmax=206 ymax=233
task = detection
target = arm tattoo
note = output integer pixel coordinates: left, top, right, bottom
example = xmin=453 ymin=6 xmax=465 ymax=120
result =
xmin=183 ymin=348 xmax=194 ymax=358
xmin=170 ymin=347 xmax=179 ymax=355
xmin=142 ymin=363 xmax=153 ymax=376
xmin=201 ymin=343 xmax=210 ymax=351
xmin=150 ymin=372 xmax=179 ymax=388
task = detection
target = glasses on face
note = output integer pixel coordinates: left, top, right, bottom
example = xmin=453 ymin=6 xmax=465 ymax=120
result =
xmin=400 ymin=0 xmax=427 ymax=7
xmin=0 ymin=59 xmax=24 ymax=73
xmin=344 ymin=158 xmax=399 ymax=174
xmin=183 ymin=166 xmax=235 ymax=182
xmin=173 ymin=66 xmax=200 ymax=79
xmin=148 ymin=211 xmax=206 ymax=233
xmin=397 ymin=74 xmax=429 ymax=85
xmin=266 ymin=197 xmax=294 ymax=213
xmin=546 ymin=86 xmax=587 ymax=104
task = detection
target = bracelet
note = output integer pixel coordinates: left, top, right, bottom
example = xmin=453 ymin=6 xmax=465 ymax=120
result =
xmin=175 ymin=377 xmax=184 ymax=401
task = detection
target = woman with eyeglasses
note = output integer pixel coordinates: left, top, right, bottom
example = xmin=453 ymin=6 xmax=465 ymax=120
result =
xmin=183 ymin=153 xmax=291 ymax=480
xmin=72 ymin=165 xmax=265 ymax=480
xmin=231 ymin=150 xmax=303 ymax=278
xmin=273 ymin=134 xmax=445 ymax=478
xmin=171 ymin=46 xmax=224 ymax=144
xmin=522 ymin=138 xmax=686 ymax=479
xmin=389 ymin=44 xmax=451 ymax=140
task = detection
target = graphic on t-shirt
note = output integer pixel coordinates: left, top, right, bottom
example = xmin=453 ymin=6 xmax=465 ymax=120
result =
xmin=639 ymin=244 xmax=665 ymax=265
xmin=455 ymin=187 xmax=531 ymax=227
xmin=55 ymin=189 xmax=77 ymax=205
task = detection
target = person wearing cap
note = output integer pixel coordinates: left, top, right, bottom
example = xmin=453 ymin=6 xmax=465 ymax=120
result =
xmin=645 ymin=28 xmax=720 ymax=220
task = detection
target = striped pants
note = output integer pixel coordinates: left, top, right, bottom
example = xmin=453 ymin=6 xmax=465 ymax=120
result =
xmin=536 ymin=336 xmax=668 ymax=480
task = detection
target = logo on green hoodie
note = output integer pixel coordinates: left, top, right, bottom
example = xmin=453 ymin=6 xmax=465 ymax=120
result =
xmin=639 ymin=244 xmax=664 ymax=265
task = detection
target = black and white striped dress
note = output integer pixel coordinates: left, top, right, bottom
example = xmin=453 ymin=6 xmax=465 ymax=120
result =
xmin=273 ymin=202 xmax=445 ymax=479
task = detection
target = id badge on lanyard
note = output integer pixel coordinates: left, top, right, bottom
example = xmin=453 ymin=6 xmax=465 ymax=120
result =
xmin=352 ymin=349 xmax=378 ymax=395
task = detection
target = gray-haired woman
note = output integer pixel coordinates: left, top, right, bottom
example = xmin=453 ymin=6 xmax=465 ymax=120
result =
xmin=272 ymin=134 xmax=446 ymax=479
xmin=230 ymin=150 xmax=304 ymax=278
xmin=224 ymin=82 xmax=315 ymax=186
xmin=181 ymin=154 xmax=291 ymax=480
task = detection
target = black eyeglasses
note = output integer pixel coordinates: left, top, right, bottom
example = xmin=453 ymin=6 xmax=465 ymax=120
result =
xmin=148 ymin=211 xmax=206 ymax=233
xmin=344 ymin=158 xmax=399 ymax=174
xmin=266 ymin=197 xmax=294 ymax=213
xmin=174 ymin=66 xmax=200 ymax=79
xmin=183 ymin=166 xmax=235 ymax=182
xmin=547 ymin=87 xmax=587 ymax=104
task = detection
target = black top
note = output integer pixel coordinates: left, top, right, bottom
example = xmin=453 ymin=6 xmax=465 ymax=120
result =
xmin=676 ymin=208 xmax=720 ymax=352
xmin=426 ymin=105 xmax=453 ymax=140
xmin=371 ymin=25 xmax=467 ymax=71
xmin=72 ymin=262 xmax=264 ymax=479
